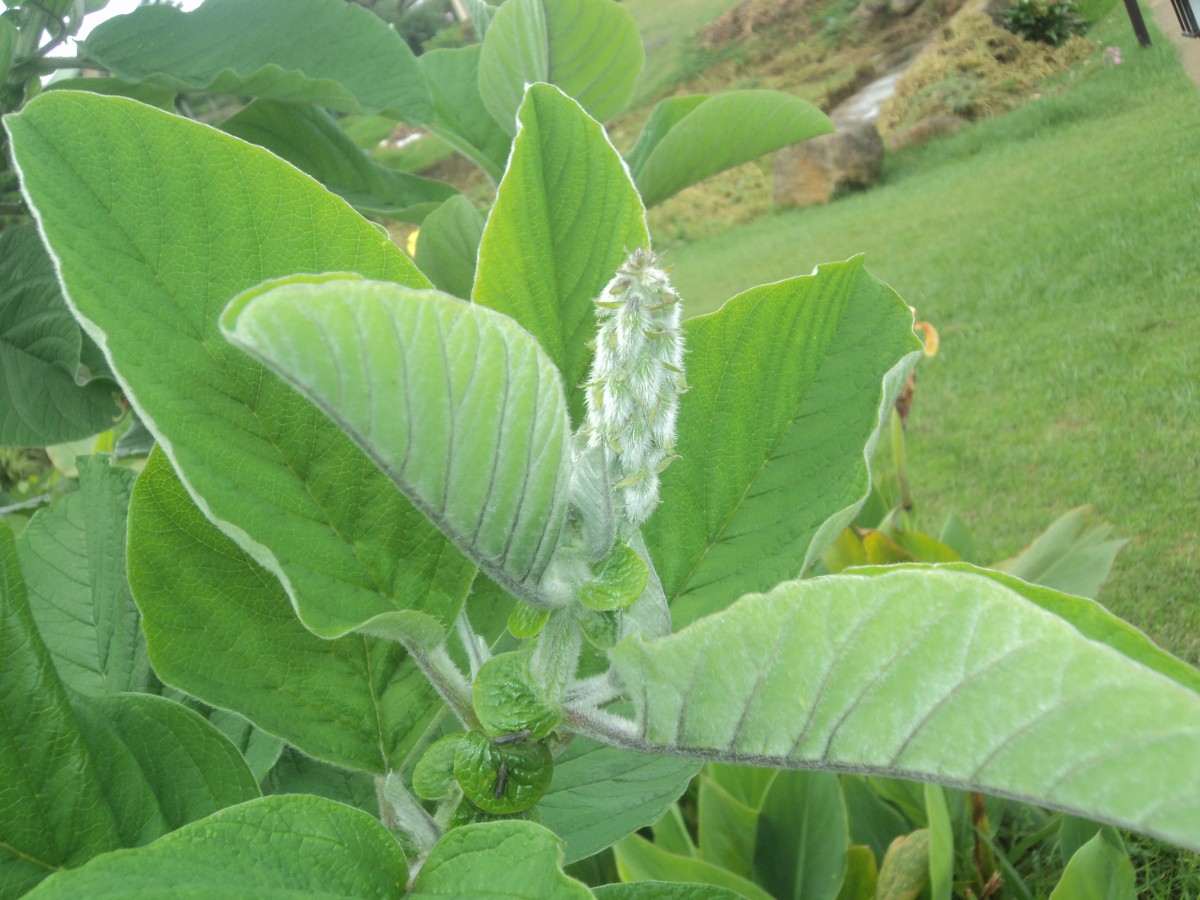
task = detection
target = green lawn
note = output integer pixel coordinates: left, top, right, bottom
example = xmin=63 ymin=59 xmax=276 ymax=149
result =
xmin=664 ymin=11 xmax=1200 ymax=665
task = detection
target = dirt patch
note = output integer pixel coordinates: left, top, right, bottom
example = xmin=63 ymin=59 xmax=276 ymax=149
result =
xmin=880 ymin=9 xmax=1093 ymax=130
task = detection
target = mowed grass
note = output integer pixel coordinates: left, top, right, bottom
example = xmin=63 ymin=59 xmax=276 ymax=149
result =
xmin=621 ymin=0 xmax=745 ymax=104
xmin=663 ymin=11 xmax=1200 ymax=664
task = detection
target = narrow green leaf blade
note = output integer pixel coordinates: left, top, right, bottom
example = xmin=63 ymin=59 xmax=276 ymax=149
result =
xmin=609 ymin=568 xmax=1200 ymax=852
xmin=995 ymin=506 xmax=1128 ymax=599
xmin=754 ymin=771 xmax=848 ymax=900
xmin=697 ymin=773 xmax=759 ymax=878
xmin=924 ymin=784 xmax=953 ymax=900
xmin=410 ymin=821 xmax=590 ymax=898
xmin=614 ymin=833 xmax=775 ymax=900
xmin=0 ymin=526 xmax=122 ymax=897
xmin=416 ymin=194 xmax=487 ymax=300
xmin=127 ymin=450 xmax=443 ymax=774
xmin=0 ymin=225 xmax=119 ymax=446
xmin=22 ymin=795 xmax=408 ymax=899
xmin=629 ymin=91 xmax=833 ymax=207
xmin=16 ymin=454 xmax=150 ymax=697
xmin=645 ymin=257 xmax=922 ymax=627
xmin=220 ymin=100 xmax=456 ymax=222
xmin=82 ymin=0 xmax=432 ymax=121
xmin=473 ymin=82 xmax=648 ymax=425
xmin=539 ymin=737 xmax=699 ymax=863
xmin=222 ymin=278 xmax=572 ymax=605
xmin=7 ymin=91 xmax=474 ymax=641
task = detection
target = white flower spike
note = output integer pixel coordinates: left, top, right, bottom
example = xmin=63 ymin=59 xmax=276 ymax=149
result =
xmin=584 ymin=248 xmax=686 ymax=533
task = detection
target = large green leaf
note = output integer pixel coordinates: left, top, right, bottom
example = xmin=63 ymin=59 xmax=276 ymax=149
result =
xmin=1 ymin=528 xmax=259 ymax=896
xmin=478 ymin=0 xmax=643 ymax=135
xmin=410 ymin=821 xmax=590 ymax=898
xmin=127 ymin=450 xmax=443 ymax=774
xmin=861 ymin=562 xmax=1200 ymax=695
xmin=69 ymin=693 xmax=260 ymax=845
xmin=595 ymin=884 xmax=743 ymax=899
xmin=416 ymin=195 xmax=487 ymax=300
xmin=0 ymin=225 xmax=119 ymax=446
xmin=644 ymin=257 xmax=922 ymax=628
xmin=626 ymin=91 xmax=833 ymax=207
xmin=1 ymin=524 xmax=122 ymax=897
xmin=420 ymin=46 xmax=512 ymax=181
xmin=15 ymin=454 xmax=150 ymax=697
xmin=608 ymin=567 xmax=1200 ymax=852
xmin=262 ymin=746 xmax=379 ymax=817
xmin=539 ymin=737 xmax=699 ymax=864
xmin=220 ymin=99 xmax=456 ymax=222
xmin=754 ymin=771 xmax=848 ymax=900
xmin=7 ymin=91 xmax=475 ymax=641
xmin=222 ymin=277 xmax=572 ymax=606
xmin=82 ymin=0 xmax=432 ymax=121
xmin=22 ymin=795 xmax=408 ymax=898
xmin=473 ymin=83 xmax=648 ymax=425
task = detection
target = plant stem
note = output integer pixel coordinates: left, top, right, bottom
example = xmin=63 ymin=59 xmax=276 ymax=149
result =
xmin=564 ymin=671 xmax=625 ymax=708
xmin=455 ymin=605 xmax=488 ymax=679
xmin=529 ymin=608 xmax=582 ymax=704
xmin=406 ymin=642 xmax=479 ymax=729
xmin=378 ymin=772 xmax=441 ymax=852
xmin=561 ymin=702 xmax=642 ymax=746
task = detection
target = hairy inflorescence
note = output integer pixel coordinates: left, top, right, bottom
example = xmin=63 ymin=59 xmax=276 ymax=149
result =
xmin=584 ymin=248 xmax=686 ymax=532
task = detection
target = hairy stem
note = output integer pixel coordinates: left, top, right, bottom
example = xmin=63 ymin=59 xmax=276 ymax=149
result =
xmin=379 ymin=772 xmax=441 ymax=852
xmin=455 ymin=605 xmax=488 ymax=679
xmin=407 ymin=642 xmax=479 ymax=729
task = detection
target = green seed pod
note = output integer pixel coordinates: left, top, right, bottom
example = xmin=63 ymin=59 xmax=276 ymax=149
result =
xmin=453 ymin=730 xmax=554 ymax=815
xmin=473 ymin=651 xmax=562 ymax=739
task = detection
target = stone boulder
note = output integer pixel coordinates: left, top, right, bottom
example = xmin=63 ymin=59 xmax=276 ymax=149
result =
xmin=773 ymin=123 xmax=885 ymax=209
xmin=884 ymin=113 xmax=969 ymax=151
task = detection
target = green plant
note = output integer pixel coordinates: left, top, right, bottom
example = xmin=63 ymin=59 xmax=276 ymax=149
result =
xmin=998 ymin=0 xmax=1086 ymax=46
xmin=2 ymin=1 xmax=1199 ymax=897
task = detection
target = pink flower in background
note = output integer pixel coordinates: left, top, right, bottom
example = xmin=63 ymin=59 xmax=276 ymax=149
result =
xmin=1103 ymin=46 xmax=1124 ymax=65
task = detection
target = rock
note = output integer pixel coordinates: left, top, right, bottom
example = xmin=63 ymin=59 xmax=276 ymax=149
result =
xmin=883 ymin=113 xmax=969 ymax=151
xmin=852 ymin=0 xmax=890 ymax=29
xmin=773 ymin=123 xmax=885 ymax=208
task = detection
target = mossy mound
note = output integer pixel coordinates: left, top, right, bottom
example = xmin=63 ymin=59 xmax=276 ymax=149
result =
xmin=880 ymin=9 xmax=1092 ymax=130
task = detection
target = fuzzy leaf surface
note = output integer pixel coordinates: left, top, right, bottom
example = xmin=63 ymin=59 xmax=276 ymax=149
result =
xmin=82 ymin=0 xmax=431 ymax=120
xmin=1 ymin=529 xmax=259 ymax=896
xmin=22 ymin=795 xmax=407 ymax=898
xmin=610 ymin=567 xmax=1200 ymax=852
xmin=644 ymin=257 xmax=922 ymax=627
xmin=220 ymin=99 xmax=456 ymax=222
xmin=15 ymin=454 xmax=149 ymax=697
xmin=7 ymin=91 xmax=474 ymax=641
xmin=478 ymin=0 xmax=643 ymax=134
xmin=222 ymin=278 xmax=572 ymax=605
xmin=128 ymin=450 xmax=442 ymax=774
xmin=627 ymin=91 xmax=833 ymax=207
xmin=0 ymin=225 xmax=119 ymax=446
xmin=474 ymin=83 xmax=648 ymax=425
